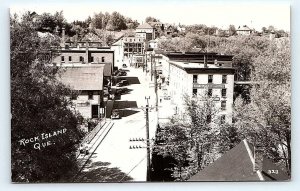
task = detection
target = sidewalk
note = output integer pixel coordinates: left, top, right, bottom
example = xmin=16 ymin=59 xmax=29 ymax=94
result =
xmin=76 ymin=120 xmax=114 ymax=170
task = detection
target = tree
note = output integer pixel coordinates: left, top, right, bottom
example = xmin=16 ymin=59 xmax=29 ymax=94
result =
xmin=234 ymin=38 xmax=291 ymax=176
xmin=145 ymin=16 xmax=160 ymax=23
xmin=153 ymin=122 xmax=192 ymax=181
xmin=106 ymin=11 xmax=127 ymax=31
xmin=11 ymin=13 xmax=84 ymax=182
xmin=153 ymin=93 xmax=238 ymax=180
xmin=228 ymin=24 xmax=236 ymax=36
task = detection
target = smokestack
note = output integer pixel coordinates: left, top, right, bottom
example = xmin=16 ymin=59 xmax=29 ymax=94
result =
xmin=62 ymin=27 xmax=65 ymax=48
xmin=204 ymin=54 xmax=208 ymax=68
xmin=85 ymin=41 xmax=89 ymax=64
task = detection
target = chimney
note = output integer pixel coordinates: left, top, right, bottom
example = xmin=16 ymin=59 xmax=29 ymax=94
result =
xmin=62 ymin=27 xmax=65 ymax=48
xmin=74 ymin=33 xmax=78 ymax=47
xmin=85 ymin=41 xmax=89 ymax=64
xmin=204 ymin=54 xmax=208 ymax=68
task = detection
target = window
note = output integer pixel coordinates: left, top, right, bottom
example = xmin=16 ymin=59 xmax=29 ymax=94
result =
xmin=193 ymin=88 xmax=197 ymax=96
xmin=80 ymin=56 xmax=84 ymax=62
xmin=91 ymin=56 xmax=94 ymax=62
xmin=69 ymin=56 xmax=72 ymax=61
xmin=222 ymin=89 xmax=227 ymax=97
xmin=222 ymin=75 xmax=227 ymax=83
xmin=193 ymin=75 xmax=198 ymax=83
xmin=221 ymin=101 xmax=226 ymax=110
xmin=61 ymin=56 xmax=64 ymax=62
xmin=221 ymin=115 xmax=226 ymax=124
xmin=206 ymin=115 xmax=212 ymax=123
xmin=208 ymin=89 xmax=212 ymax=97
xmin=208 ymin=75 xmax=213 ymax=83
xmin=101 ymin=57 xmax=105 ymax=62
xmin=88 ymin=91 xmax=93 ymax=100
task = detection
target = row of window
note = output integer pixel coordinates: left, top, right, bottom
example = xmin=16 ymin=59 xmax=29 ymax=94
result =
xmin=193 ymin=74 xmax=227 ymax=84
xmin=71 ymin=91 xmax=94 ymax=100
xmin=193 ymin=88 xmax=227 ymax=97
xmin=61 ymin=56 xmax=105 ymax=63
xmin=124 ymin=38 xmax=142 ymax=42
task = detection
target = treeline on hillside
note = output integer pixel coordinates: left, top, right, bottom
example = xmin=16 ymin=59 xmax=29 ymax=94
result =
xmin=29 ymin=10 xmax=139 ymax=36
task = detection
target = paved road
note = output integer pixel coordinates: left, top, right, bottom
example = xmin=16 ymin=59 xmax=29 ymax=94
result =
xmin=78 ymin=67 xmax=158 ymax=182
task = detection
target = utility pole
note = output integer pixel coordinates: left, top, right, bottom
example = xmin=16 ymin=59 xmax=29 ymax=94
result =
xmin=145 ymin=96 xmax=151 ymax=181
xmin=153 ymin=54 xmax=158 ymax=111
xmin=150 ymin=54 xmax=153 ymax=81
xmin=128 ymin=99 xmax=161 ymax=182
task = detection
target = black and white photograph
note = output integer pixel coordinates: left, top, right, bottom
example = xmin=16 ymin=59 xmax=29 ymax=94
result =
xmin=10 ymin=0 xmax=291 ymax=183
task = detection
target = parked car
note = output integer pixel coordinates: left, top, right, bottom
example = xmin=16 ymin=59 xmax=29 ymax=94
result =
xmin=116 ymin=82 xmax=124 ymax=87
xmin=111 ymin=110 xmax=121 ymax=119
xmin=116 ymin=87 xmax=129 ymax=95
xmin=120 ymin=80 xmax=129 ymax=86
xmin=117 ymin=71 xmax=127 ymax=76
xmin=79 ymin=144 xmax=89 ymax=155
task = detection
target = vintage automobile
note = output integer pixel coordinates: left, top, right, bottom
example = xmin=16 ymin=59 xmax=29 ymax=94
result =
xmin=120 ymin=80 xmax=129 ymax=86
xmin=111 ymin=109 xmax=121 ymax=119
xmin=116 ymin=82 xmax=124 ymax=87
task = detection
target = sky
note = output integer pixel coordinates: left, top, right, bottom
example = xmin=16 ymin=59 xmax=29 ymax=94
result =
xmin=10 ymin=0 xmax=290 ymax=32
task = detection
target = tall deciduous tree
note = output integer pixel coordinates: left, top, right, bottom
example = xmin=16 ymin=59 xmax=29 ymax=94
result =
xmin=234 ymin=38 xmax=291 ymax=176
xmin=11 ymin=13 xmax=83 ymax=182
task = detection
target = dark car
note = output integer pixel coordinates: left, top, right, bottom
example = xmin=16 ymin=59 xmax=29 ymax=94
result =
xmin=116 ymin=82 xmax=124 ymax=87
xmin=120 ymin=80 xmax=129 ymax=86
xmin=111 ymin=110 xmax=121 ymax=119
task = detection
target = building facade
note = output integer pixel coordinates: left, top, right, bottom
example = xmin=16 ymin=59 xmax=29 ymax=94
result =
xmin=161 ymin=52 xmax=234 ymax=124
xmin=57 ymin=66 xmax=105 ymax=119
xmin=237 ymin=25 xmax=253 ymax=35
xmin=135 ymin=23 xmax=155 ymax=41
xmin=123 ymin=36 xmax=145 ymax=58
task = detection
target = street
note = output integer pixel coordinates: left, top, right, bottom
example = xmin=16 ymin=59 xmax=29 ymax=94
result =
xmin=76 ymin=66 xmax=159 ymax=182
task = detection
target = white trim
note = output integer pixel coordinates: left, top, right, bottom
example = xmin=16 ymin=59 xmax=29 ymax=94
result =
xmin=243 ymin=139 xmax=265 ymax=181
xmin=256 ymin=171 xmax=265 ymax=181
xmin=243 ymin=139 xmax=255 ymax=164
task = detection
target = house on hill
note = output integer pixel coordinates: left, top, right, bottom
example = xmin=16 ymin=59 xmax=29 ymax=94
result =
xmin=188 ymin=139 xmax=290 ymax=181
xmin=135 ymin=22 xmax=155 ymax=41
xmin=237 ymin=25 xmax=253 ymax=36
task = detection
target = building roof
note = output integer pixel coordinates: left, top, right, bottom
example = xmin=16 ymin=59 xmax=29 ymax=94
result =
xmin=58 ymin=66 xmax=104 ymax=91
xmin=136 ymin=22 xmax=154 ymax=29
xmin=237 ymin=25 xmax=252 ymax=31
xmin=164 ymin=52 xmax=233 ymax=61
xmin=188 ymin=139 xmax=289 ymax=181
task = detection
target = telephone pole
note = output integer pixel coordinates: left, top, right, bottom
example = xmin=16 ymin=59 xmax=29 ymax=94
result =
xmin=153 ymin=54 xmax=158 ymax=111
xmin=145 ymin=96 xmax=151 ymax=181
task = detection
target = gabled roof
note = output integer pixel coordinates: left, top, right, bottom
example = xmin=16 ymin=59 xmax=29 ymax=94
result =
xmin=188 ymin=139 xmax=289 ymax=181
xmin=237 ymin=25 xmax=252 ymax=31
xmin=58 ymin=66 xmax=104 ymax=90
xmin=136 ymin=22 xmax=153 ymax=29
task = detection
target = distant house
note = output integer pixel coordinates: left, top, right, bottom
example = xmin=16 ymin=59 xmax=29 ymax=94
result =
xmin=135 ymin=23 xmax=155 ymax=41
xmin=188 ymin=139 xmax=290 ymax=181
xmin=237 ymin=25 xmax=253 ymax=35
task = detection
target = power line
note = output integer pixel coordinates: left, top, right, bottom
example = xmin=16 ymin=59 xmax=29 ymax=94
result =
xmin=119 ymin=155 xmax=147 ymax=182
